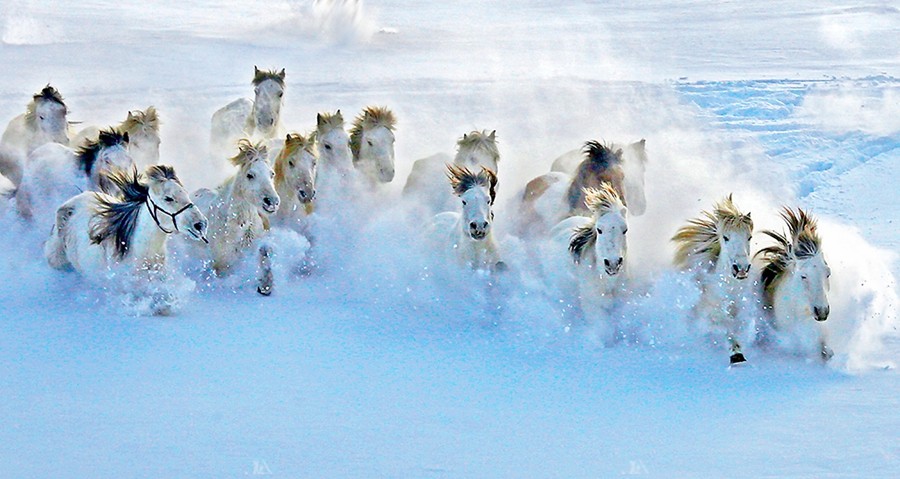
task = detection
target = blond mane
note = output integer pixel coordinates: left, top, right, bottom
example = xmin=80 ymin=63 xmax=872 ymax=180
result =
xmin=350 ymin=106 xmax=396 ymax=159
xmin=274 ymin=132 xmax=317 ymax=183
xmin=252 ymin=67 xmax=285 ymax=87
xmin=756 ymin=207 xmax=822 ymax=299
xmin=568 ymin=183 xmax=626 ymax=263
xmin=672 ymin=194 xmax=754 ymax=268
xmin=316 ymin=110 xmax=345 ymax=135
xmin=229 ymin=139 xmax=268 ymax=167
xmin=456 ymin=130 xmax=499 ymax=164
xmin=120 ymin=106 xmax=159 ymax=135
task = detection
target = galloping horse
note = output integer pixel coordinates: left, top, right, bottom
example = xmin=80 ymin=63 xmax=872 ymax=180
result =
xmin=17 ymin=128 xmax=133 ymax=222
xmin=71 ymin=107 xmax=161 ymax=168
xmin=210 ymin=67 xmax=286 ymax=155
xmin=757 ymin=207 xmax=833 ymax=361
xmin=403 ymin=130 xmax=500 ymax=214
xmin=546 ymin=183 xmax=628 ymax=341
xmin=520 ymin=141 xmax=625 ymax=235
xmin=44 ymin=165 xmax=208 ymax=313
xmin=428 ymin=165 xmax=502 ymax=272
xmin=0 ymin=85 xmax=70 ymax=187
xmin=272 ymin=132 xmax=318 ymax=232
xmin=193 ymin=140 xmax=280 ymax=295
xmin=672 ymin=195 xmax=754 ymax=364
xmin=350 ymin=106 xmax=396 ymax=185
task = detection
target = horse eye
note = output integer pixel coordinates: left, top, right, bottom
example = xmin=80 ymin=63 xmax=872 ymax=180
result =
xmin=324 ymin=144 xmax=332 ymax=150
xmin=39 ymin=115 xmax=45 ymax=120
xmin=366 ymin=140 xmax=373 ymax=146
xmin=597 ymin=228 xmax=603 ymax=235
xmin=462 ymin=200 xmax=467 ymax=206
xmin=164 ymin=196 xmax=174 ymax=203
xmin=278 ymin=92 xmax=283 ymax=98
xmin=247 ymin=173 xmax=255 ymax=180
xmin=623 ymin=228 xmax=628 ymax=235
xmin=270 ymin=171 xmax=275 ymax=178
xmin=723 ymin=235 xmax=730 ymax=242
xmin=801 ymin=275 xmax=808 ymax=280
xmin=288 ymin=161 xmax=295 ymax=168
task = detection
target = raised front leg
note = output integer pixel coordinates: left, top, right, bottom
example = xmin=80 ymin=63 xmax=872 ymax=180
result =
xmin=257 ymin=243 xmax=274 ymax=296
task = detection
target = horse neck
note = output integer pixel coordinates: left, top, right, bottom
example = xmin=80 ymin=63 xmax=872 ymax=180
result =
xmin=220 ymin=177 xmax=261 ymax=228
xmin=126 ymin=204 xmax=170 ymax=269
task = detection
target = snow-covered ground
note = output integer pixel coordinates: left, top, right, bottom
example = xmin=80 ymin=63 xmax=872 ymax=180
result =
xmin=1 ymin=1 xmax=898 ymax=477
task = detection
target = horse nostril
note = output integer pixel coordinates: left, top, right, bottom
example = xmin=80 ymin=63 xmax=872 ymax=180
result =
xmin=299 ymin=191 xmax=307 ymax=199
xmin=194 ymin=221 xmax=205 ymax=231
xmin=263 ymin=197 xmax=272 ymax=206
xmin=310 ymin=190 xmax=316 ymax=199
xmin=470 ymin=221 xmax=477 ymax=230
xmin=732 ymin=264 xmax=740 ymax=275
xmin=604 ymin=259 xmax=611 ymax=268
xmin=616 ymin=257 xmax=624 ymax=267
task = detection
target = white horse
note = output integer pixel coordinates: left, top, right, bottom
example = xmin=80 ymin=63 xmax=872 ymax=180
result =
xmin=350 ymin=106 xmax=396 ymax=184
xmin=192 ymin=140 xmax=281 ymax=295
xmin=43 ymin=165 xmax=208 ymax=313
xmin=672 ymin=195 xmax=754 ymax=364
xmin=545 ymin=183 xmax=628 ymax=341
xmin=16 ymin=129 xmax=133 ymax=223
xmin=71 ymin=107 xmax=160 ymax=168
xmin=316 ymin=110 xmax=353 ymax=187
xmin=757 ymin=208 xmax=833 ymax=361
xmin=403 ymin=130 xmax=499 ymax=214
xmin=210 ymin=67 xmax=286 ymax=156
xmin=550 ymin=138 xmax=648 ymax=215
xmin=272 ymin=132 xmax=317 ymax=232
xmin=0 ymin=85 xmax=70 ymax=187
xmin=428 ymin=165 xmax=503 ymax=272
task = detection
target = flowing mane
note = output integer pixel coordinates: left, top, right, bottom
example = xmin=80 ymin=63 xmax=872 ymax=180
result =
xmin=76 ymin=128 xmax=129 ymax=177
xmin=567 ymin=140 xmax=625 ymax=212
xmin=446 ymin=164 xmax=497 ymax=203
xmin=672 ymin=194 xmax=754 ymax=268
xmin=274 ymin=132 xmax=316 ymax=180
xmin=457 ymin=130 xmax=499 ymax=164
xmin=89 ymin=167 xmax=151 ymax=259
xmin=350 ymin=106 xmax=396 ymax=159
xmin=316 ymin=110 xmax=345 ymax=134
xmin=756 ymin=207 xmax=822 ymax=298
xmin=121 ymin=106 xmax=159 ymax=135
xmin=230 ymin=139 xmax=268 ymax=167
xmin=24 ymin=85 xmax=67 ymax=124
xmin=252 ymin=67 xmax=285 ymax=87
xmin=569 ymin=183 xmax=625 ymax=264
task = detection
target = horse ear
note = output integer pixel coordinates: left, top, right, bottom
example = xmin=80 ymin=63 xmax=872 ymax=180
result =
xmin=278 ymin=68 xmax=286 ymax=79
xmin=286 ymin=133 xmax=292 ymax=141
xmin=254 ymin=65 xmax=260 ymax=75
xmin=615 ymin=148 xmax=624 ymax=158
xmin=317 ymin=113 xmax=324 ymax=127
xmin=489 ymin=130 xmax=496 ymax=140
xmin=126 ymin=111 xmax=135 ymax=121
xmin=462 ymin=133 xmax=468 ymax=141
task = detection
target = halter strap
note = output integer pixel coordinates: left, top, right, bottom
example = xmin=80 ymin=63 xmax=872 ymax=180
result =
xmin=146 ymin=197 xmax=195 ymax=234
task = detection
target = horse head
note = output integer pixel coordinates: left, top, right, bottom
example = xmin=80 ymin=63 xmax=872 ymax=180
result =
xmin=144 ymin=165 xmax=208 ymax=242
xmin=317 ymin=110 xmax=352 ymax=174
xmin=231 ymin=140 xmax=280 ymax=216
xmin=251 ymin=67 xmax=286 ymax=137
xmin=351 ymin=106 xmax=396 ymax=183
xmin=29 ymin=85 xmax=69 ymax=144
xmin=448 ymin=165 xmax=497 ymax=241
xmin=277 ymin=132 xmax=318 ymax=204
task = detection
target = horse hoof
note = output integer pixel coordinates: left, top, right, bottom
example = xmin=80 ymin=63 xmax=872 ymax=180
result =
xmin=257 ymin=285 xmax=272 ymax=296
xmin=729 ymin=352 xmax=747 ymax=365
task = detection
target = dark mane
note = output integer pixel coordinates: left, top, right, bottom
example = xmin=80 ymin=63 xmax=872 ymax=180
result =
xmin=582 ymin=140 xmax=622 ymax=170
xmin=90 ymin=167 xmax=148 ymax=260
xmin=33 ymin=85 xmax=66 ymax=107
xmin=446 ymin=164 xmax=498 ymax=204
xmin=568 ymin=224 xmax=597 ymax=264
xmin=756 ymin=207 xmax=822 ymax=300
xmin=252 ymin=67 xmax=285 ymax=87
xmin=76 ymin=128 xmax=129 ymax=178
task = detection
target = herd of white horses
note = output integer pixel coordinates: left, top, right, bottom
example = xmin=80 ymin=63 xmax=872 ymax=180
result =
xmin=0 ymin=68 xmax=834 ymax=365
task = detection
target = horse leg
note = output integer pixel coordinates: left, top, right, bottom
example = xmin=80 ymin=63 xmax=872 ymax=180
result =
xmin=44 ymin=205 xmax=74 ymax=270
xmin=257 ymin=243 xmax=274 ymax=296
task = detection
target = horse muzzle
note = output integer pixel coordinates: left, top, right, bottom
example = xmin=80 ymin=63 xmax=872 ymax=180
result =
xmin=261 ymin=196 xmax=279 ymax=214
xmin=604 ymin=257 xmax=624 ymax=276
xmin=814 ymin=306 xmax=830 ymax=322
xmin=297 ymin=189 xmax=316 ymax=204
xmin=732 ymin=264 xmax=751 ymax=280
